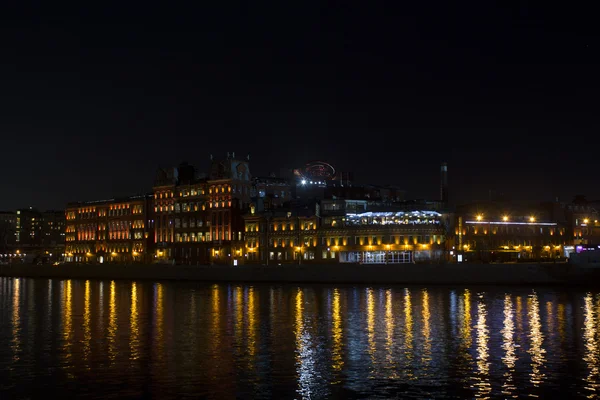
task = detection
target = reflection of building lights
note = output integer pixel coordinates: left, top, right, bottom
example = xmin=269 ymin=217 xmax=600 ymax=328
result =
xmin=331 ymin=289 xmax=343 ymax=372
xmin=403 ymin=288 xmax=413 ymax=377
xmin=502 ymin=294 xmax=516 ymax=396
xmin=528 ymin=291 xmax=546 ymax=386
xmin=475 ymin=293 xmax=491 ymax=397
xmin=583 ymin=293 xmax=599 ymax=395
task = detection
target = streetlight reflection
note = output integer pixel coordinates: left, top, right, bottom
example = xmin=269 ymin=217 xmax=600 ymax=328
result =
xmin=528 ymin=291 xmax=546 ymax=386
xmin=501 ymin=294 xmax=517 ymax=397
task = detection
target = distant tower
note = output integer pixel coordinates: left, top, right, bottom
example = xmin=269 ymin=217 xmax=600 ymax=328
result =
xmin=440 ymin=162 xmax=448 ymax=204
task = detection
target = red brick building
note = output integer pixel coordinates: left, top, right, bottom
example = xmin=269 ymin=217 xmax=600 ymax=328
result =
xmin=65 ymin=195 xmax=154 ymax=263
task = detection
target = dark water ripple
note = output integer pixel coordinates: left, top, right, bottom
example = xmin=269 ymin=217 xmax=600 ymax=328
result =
xmin=1 ymin=277 xmax=600 ymax=399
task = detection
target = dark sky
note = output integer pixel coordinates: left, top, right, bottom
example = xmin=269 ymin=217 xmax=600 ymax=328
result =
xmin=1 ymin=2 xmax=598 ymax=210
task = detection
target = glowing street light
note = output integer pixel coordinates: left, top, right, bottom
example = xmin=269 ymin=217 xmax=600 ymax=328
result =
xmin=529 ymin=216 xmax=535 ymax=222
xmin=502 ymin=215 xmax=509 ymax=222
xmin=476 ymin=214 xmax=483 ymax=221
xmin=584 ymin=218 xmax=589 ymax=224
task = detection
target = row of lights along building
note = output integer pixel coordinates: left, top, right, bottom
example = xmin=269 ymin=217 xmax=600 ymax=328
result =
xmin=3 ymin=153 xmax=599 ymax=265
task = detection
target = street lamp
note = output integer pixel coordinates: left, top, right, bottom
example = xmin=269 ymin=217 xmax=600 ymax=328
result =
xmin=503 ymin=215 xmax=508 ymax=222
xmin=476 ymin=214 xmax=483 ymax=221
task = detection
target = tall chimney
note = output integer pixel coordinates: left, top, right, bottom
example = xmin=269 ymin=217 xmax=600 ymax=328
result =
xmin=440 ymin=162 xmax=448 ymax=204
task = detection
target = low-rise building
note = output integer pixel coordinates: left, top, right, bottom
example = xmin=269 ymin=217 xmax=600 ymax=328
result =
xmin=243 ymin=201 xmax=319 ymax=264
xmin=243 ymin=199 xmax=449 ymax=265
xmin=454 ymin=202 xmax=567 ymax=262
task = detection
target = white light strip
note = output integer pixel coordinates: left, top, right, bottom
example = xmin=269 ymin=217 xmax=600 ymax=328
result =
xmin=465 ymin=221 xmax=557 ymax=226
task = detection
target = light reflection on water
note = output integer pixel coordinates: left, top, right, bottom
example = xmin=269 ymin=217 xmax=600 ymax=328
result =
xmin=2 ymin=278 xmax=600 ymax=399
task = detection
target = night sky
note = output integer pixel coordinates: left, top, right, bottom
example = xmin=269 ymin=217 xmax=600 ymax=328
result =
xmin=1 ymin=3 xmax=598 ymax=211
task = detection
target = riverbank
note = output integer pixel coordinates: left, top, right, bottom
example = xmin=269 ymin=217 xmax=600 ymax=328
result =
xmin=1 ymin=262 xmax=599 ymax=285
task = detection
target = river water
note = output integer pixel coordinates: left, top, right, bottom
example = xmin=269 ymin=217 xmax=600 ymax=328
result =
xmin=0 ymin=277 xmax=599 ymax=399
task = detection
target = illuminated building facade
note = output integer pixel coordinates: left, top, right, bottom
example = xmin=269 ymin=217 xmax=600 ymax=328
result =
xmin=243 ymin=202 xmax=320 ymax=264
xmin=153 ymin=162 xmax=209 ymax=263
xmin=455 ymin=203 xmax=567 ymax=262
xmin=562 ymin=198 xmax=600 ymax=247
xmin=243 ymin=199 xmax=449 ymax=265
xmin=206 ymin=153 xmax=251 ymax=265
xmin=319 ymin=200 xmax=449 ymax=264
xmin=153 ymin=154 xmax=250 ymax=265
xmin=65 ymin=195 xmax=154 ymax=263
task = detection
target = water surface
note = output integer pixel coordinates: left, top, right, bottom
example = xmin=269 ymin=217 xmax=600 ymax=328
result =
xmin=0 ymin=277 xmax=599 ymax=399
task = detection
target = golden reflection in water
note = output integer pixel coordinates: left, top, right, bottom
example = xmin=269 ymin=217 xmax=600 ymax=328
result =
xmin=473 ymin=293 xmax=491 ymax=398
xmin=295 ymin=288 xmax=313 ymax=399
xmin=421 ymin=289 xmax=431 ymax=366
xmin=83 ymin=280 xmax=91 ymax=368
xmin=527 ymin=291 xmax=546 ymax=386
xmin=366 ymin=288 xmax=376 ymax=366
xmin=558 ymin=303 xmax=566 ymax=344
xmin=247 ymin=287 xmax=257 ymax=358
xmin=108 ymin=280 xmax=117 ymax=362
xmin=385 ymin=288 xmax=396 ymax=375
xmin=211 ymin=284 xmax=220 ymax=354
xmin=235 ymin=286 xmax=243 ymax=351
xmin=130 ymin=282 xmax=140 ymax=361
xmin=331 ymin=288 xmax=344 ymax=373
xmin=11 ymin=278 xmax=21 ymax=362
xmin=62 ymin=280 xmax=73 ymax=370
xmin=156 ymin=283 xmax=164 ymax=345
xmin=583 ymin=293 xmax=599 ymax=397
xmin=546 ymin=301 xmax=554 ymax=339
xmin=516 ymin=296 xmax=523 ymax=337
xmin=404 ymin=288 xmax=414 ymax=373
xmin=48 ymin=280 xmax=53 ymax=319
xmin=461 ymin=289 xmax=472 ymax=349
xmin=501 ymin=294 xmax=517 ymax=397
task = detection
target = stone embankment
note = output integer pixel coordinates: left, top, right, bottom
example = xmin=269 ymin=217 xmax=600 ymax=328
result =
xmin=0 ymin=262 xmax=595 ymax=286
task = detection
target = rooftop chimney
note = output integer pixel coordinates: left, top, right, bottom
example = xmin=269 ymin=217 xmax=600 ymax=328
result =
xmin=440 ymin=162 xmax=448 ymax=204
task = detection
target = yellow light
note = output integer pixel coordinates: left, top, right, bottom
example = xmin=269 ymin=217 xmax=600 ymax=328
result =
xmin=584 ymin=218 xmax=589 ymax=224
xmin=502 ymin=216 xmax=508 ymax=222
xmin=15 ymin=249 xmax=20 ymax=254
xmin=476 ymin=214 xmax=483 ymax=221
xmin=529 ymin=216 xmax=535 ymax=222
